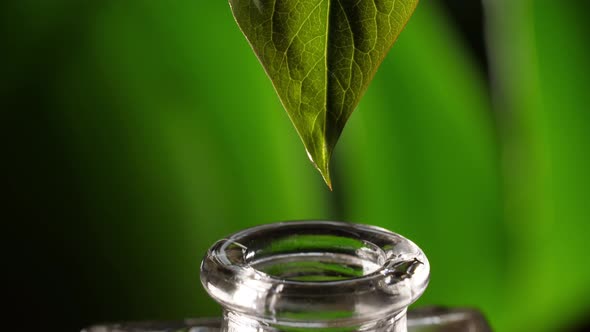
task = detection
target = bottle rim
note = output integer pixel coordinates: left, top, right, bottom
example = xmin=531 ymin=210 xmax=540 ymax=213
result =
xmin=200 ymin=220 xmax=430 ymax=326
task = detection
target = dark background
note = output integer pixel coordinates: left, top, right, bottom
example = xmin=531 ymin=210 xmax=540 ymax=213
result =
xmin=3 ymin=0 xmax=590 ymax=331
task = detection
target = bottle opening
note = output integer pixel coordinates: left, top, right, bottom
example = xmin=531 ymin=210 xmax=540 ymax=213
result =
xmin=246 ymin=233 xmax=385 ymax=281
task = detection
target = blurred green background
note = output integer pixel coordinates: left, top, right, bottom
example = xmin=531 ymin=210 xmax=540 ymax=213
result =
xmin=3 ymin=0 xmax=590 ymax=331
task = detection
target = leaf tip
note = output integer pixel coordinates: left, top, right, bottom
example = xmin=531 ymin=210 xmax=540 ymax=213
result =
xmin=322 ymin=171 xmax=333 ymax=191
xmin=306 ymin=148 xmax=333 ymax=190
xmin=316 ymin=159 xmax=333 ymax=191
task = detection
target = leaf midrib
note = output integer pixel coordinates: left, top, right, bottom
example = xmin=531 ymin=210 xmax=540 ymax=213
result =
xmin=322 ymin=0 xmax=331 ymax=169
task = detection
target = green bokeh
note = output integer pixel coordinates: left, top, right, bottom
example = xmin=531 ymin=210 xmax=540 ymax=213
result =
xmin=3 ymin=1 xmax=589 ymax=331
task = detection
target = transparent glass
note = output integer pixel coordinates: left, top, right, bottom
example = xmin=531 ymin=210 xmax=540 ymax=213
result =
xmin=83 ymin=221 xmax=491 ymax=332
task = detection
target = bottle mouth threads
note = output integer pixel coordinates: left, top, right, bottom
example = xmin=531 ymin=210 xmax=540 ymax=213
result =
xmin=200 ymin=221 xmax=430 ymax=328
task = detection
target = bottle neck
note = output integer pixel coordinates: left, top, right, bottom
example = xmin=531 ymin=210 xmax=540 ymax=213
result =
xmin=201 ymin=221 xmax=429 ymax=332
xmin=222 ymin=309 xmax=408 ymax=332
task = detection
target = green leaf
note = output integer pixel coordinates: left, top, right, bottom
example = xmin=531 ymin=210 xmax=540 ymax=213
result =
xmin=229 ymin=0 xmax=418 ymax=188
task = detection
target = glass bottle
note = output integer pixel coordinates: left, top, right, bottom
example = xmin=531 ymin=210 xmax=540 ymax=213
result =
xmin=83 ymin=221 xmax=491 ymax=332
